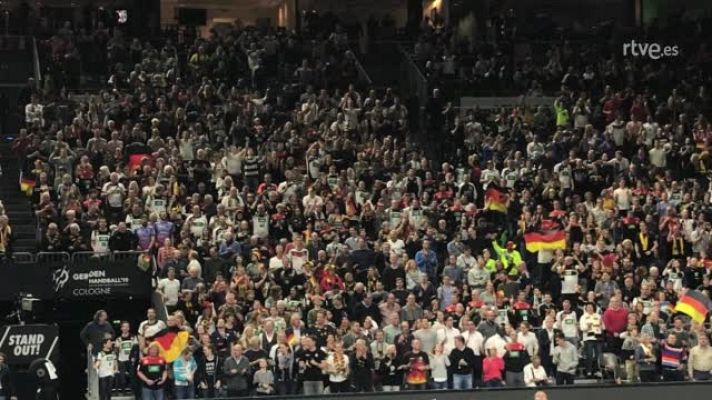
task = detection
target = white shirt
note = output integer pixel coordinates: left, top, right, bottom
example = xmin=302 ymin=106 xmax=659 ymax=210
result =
xmin=580 ymin=312 xmax=604 ymax=341
xmin=269 ymin=256 xmax=285 ymax=271
xmin=462 ymin=330 xmax=484 ymax=356
xmin=25 ymin=102 xmax=44 ymax=124
xmin=326 ymin=353 xmax=350 ymax=382
xmin=287 ymin=248 xmax=309 ymax=274
xmin=517 ymin=331 xmax=539 ymax=357
xmin=158 ymin=278 xmax=181 ymax=306
xmin=439 ymin=327 xmax=461 ymax=355
xmin=648 ymin=147 xmax=667 ymax=168
xmin=139 ymin=319 xmax=167 ymax=339
xmin=556 ymin=311 xmax=579 ymax=338
xmin=613 ymin=187 xmax=632 ymax=211
xmin=95 ymin=351 xmax=117 ymax=378
xmin=484 ymin=335 xmax=508 ymax=358
xmin=524 ymin=363 xmax=548 ymax=387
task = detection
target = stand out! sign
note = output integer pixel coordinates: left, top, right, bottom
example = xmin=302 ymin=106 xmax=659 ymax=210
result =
xmin=0 ymin=325 xmax=59 ymax=365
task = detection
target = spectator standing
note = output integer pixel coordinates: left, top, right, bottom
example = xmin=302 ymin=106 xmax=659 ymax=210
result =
xmin=449 ymin=335 xmax=477 ymax=389
xmin=222 ymin=344 xmax=250 ymax=397
xmin=415 ymin=240 xmax=438 ymax=283
xmin=428 ymin=343 xmax=449 ymax=389
xmin=350 ymin=339 xmax=375 ymax=392
xmin=524 ymin=355 xmax=549 ymax=387
xmin=295 ymin=336 xmax=327 ymax=395
xmin=482 ymin=346 xmax=504 ymax=388
xmin=688 ymin=333 xmax=712 ymax=381
xmin=603 ymin=297 xmax=628 ymax=353
xmin=503 ymin=329 xmax=529 ymax=387
xmin=660 ymin=333 xmax=685 ymax=382
xmin=253 ymin=359 xmax=275 ymax=395
xmin=635 ymin=334 xmax=658 ymax=382
xmin=579 ymin=302 xmax=604 ymax=377
xmin=157 ymin=268 xmax=181 ymax=313
xmin=326 ymin=342 xmax=350 ymax=393
xmin=80 ymin=310 xmax=115 ymax=355
xmin=402 ymin=338 xmax=430 ymax=390
xmin=137 ymin=344 xmax=168 ymax=400
xmin=94 ymin=339 xmax=117 ymax=400
xmin=173 ymin=349 xmax=197 ymax=399
xmin=552 ymin=334 xmax=578 ymax=385
xmin=114 ymin=322 xmax=138 ymax=392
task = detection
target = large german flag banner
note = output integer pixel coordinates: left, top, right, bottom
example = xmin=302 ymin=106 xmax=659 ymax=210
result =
xmin=151 ymin=327 xmax=190 ymax=362
xmin=484 ymin=183 xmax=509 ymax=213
xmin=675 ymin=290 xmax=711 ymax=323
xmin=524 ymin=230 xmax=566 ymax=252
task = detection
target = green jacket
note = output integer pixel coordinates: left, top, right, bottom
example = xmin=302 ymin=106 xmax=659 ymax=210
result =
xmin=492 ymin=240 xmax=522 ymax=276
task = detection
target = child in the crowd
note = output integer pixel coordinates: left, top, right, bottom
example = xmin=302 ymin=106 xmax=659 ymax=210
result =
xmin=94 ymin=338 xmax=117 ymax=400
xmin=254 ymin=358 xmax=275 ymax=395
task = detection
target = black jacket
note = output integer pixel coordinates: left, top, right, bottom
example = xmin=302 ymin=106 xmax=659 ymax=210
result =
xmin=449 ymin=346 xmax=478 ymax=374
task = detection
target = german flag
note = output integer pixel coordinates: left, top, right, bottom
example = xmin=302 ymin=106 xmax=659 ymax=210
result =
xmin=151 ymin=327 xmax=190 ymax=363
xmin=484 ymin=184 xmax=508 ymax=213
xmin=675 ymin=290 xmax=711 ymax=323
xmin=286 ymin=332 xmax=298 ymax=347
xmin=19 ymin=177 xmax=35 ymax=196
xmin=524 ymin=230 xmax=566 ymax=252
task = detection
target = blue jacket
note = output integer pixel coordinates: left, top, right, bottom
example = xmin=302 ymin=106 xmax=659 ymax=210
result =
xmin=415 ymin=249 xmax=438 ymax=278
xmin=173 ymin=356 xmax=197 ymax=386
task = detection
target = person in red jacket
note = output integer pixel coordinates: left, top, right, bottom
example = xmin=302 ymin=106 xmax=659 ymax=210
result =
xmin=483 ymin=346 xmax=505 ymax=387
xmin=602 ymin=296 xmax=628 ymax=353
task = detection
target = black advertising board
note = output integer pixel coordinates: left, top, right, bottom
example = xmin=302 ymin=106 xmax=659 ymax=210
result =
xmin=0 ymin=264 xmax=53 ymax=301
xmin=0 ymin=324 xmax=59 ymax=366
xmin=51 ymin=260 xmax=152 ymax=300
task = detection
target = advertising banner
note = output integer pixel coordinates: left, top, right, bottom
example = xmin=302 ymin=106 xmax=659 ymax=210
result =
xmin=51 ymin=260 xmax=152 ymax=300
xmin=0 ymin=324 xmax=59 ymax=366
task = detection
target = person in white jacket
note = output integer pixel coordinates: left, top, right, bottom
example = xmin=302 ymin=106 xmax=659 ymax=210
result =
xmin=579 ymin=302 xmax=605 ymax=377
xmin=524 ymin=355 xmax=549 ymax=387
xmin=517 ymin=322 xmax=540 ymax=358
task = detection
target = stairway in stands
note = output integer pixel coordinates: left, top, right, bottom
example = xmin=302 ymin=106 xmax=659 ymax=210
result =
xmin=0 ymin=140 xmax=37 ymax=253
xmin=360 ymin=41 xmax=404 ymax=90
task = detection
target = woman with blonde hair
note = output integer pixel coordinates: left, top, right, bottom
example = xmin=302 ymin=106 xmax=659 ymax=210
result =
xmin=326 ymin=341 xmax=350 ymax=392
xmin=429 ymin=342 xmax=450 ymax=389
xmin=240 ymin=325 xmax=256 ymax=348
xmin=404 ymin=259 xmax=421 ymax=290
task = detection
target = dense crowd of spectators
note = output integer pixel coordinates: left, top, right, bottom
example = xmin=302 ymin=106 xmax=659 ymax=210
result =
xmin=5 ymin=6 xmax=712 ymax=400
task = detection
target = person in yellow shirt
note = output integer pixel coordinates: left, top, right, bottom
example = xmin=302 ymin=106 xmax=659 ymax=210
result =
xmin=492 ymin=240 xmax=522 ymax=276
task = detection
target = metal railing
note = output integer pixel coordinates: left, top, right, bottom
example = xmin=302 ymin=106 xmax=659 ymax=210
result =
xmin=10 ymin=250 xmax=148 ymax=264
xmin=396 ymin=42 xmax=428 ymax=132
xmin=31 ymin=36 xmax=41 ymax=89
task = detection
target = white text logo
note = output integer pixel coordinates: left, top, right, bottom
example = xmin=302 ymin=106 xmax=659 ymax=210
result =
xmin=622 ymin=40 xmax=679 ymax=60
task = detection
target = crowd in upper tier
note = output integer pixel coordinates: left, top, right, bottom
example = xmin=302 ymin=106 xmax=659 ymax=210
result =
xmin=3 ymin=6 xmax=712 ymax=400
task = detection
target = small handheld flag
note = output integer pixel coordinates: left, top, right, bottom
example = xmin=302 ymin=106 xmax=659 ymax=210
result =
xmin=675 ymin=290 xmax=711 ymax=324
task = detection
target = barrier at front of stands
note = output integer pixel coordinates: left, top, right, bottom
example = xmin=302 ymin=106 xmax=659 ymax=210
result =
xmin=181 ymin=381 xmax=712 ymax=400
xmin=0 ymin=251 xmax=152 ymax=301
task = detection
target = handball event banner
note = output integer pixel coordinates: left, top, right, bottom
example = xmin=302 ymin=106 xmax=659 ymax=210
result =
xmin=0 ymin=259 xmax=151 ymax=301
